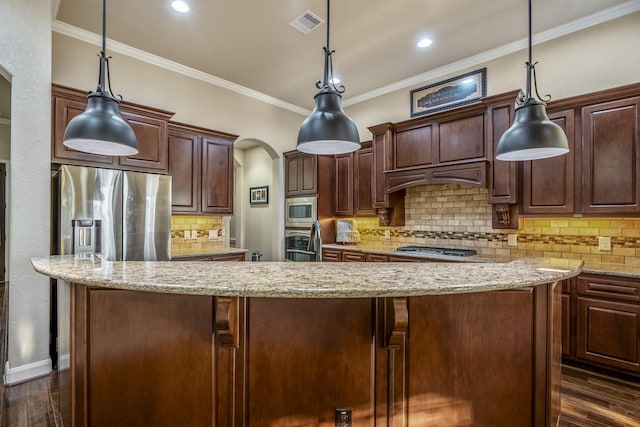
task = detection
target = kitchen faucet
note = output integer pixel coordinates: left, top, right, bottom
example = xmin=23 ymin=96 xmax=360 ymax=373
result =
xmin=307 ymin=220 xmax=322 ymax=262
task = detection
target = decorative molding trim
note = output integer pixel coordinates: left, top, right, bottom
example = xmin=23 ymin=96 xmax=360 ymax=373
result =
xmin=4 ymin=359 xmax=52 ymax=385
xmin=51 ymin=21 xmax=311 ymax=117
xmin=343 ymin=0 xmax=640 ymax=107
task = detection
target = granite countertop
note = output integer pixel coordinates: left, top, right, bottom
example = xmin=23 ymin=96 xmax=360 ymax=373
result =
xmin=171 ymin=247 xmax=248 ymax=259
xmin=31 ymin=255 xmax=582 ymax=298
xmin=324 ymin=243 xmax=640 ymax=278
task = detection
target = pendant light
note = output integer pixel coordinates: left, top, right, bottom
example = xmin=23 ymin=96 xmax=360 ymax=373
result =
xmin=495 ymin=0 xmax=569 ymax=161
xmin=296 ymin=0 xmax=360 ymax=155
xmin=63 ymin=0 xmax=138 ymax=156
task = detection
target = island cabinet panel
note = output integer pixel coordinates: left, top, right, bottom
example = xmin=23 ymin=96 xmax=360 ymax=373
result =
xmin=581 ymin=97 xmax=640 ymax=213
xmin=64 ymin=285 xmax=215 ymax=427
xmin=405 ymin=285 xmax=560 ymax=427
xmin=240 ymin=298 xmax=377 ymax=426
xmin=521 ymin=110 xmax=576 ymax=215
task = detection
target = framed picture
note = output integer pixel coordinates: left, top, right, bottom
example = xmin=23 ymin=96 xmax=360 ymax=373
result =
xmin=250 ymin=186 xmax=269 ymax=205
xmin=410 ymin=68 xmax=486 ymax=117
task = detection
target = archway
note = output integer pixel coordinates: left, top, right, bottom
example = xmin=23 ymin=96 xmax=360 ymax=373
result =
xmin=233 ymin=138 xmax=282 ymax=261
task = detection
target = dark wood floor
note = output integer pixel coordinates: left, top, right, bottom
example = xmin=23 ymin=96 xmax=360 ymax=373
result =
xmin=0 ymin=365 xmax=637 ymax=426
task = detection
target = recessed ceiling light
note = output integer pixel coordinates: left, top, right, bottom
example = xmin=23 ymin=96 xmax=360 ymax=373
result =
xmin=417 ymin=38 xmax=433 ymax=48
xmin=172 ymin=0 xmax=189 ymax=13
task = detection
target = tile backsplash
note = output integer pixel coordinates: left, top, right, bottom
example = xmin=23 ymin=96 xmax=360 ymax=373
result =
xmin=171 ymin=215 xmax=227 ymax=256
xmin=354 ymin=184 xmax=640 ymax=265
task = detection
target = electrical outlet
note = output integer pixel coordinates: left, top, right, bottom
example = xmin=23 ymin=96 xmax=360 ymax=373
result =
xmin=384 ymin=229 xmax=391 ymax=240
xmin=183 ymin=230 xmax=190 ymax=240
xmin=191 ymin=230 xmax=198 ymax=240
xmin=208 ymin=229 xmax=219 ymax=240
xmin=507 ymin=234 xmax=518 ymax=247
xmin=335 ymin=409 xmax=352 ymax=427
xmin=598 ymin=236 xmax=612 ymax=251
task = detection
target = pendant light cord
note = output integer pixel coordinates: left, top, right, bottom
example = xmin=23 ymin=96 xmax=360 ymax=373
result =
xmin=521 ymin=0 xmax=550 ymax=105
xmin=95 ymin=0 xmax=121 ymax=100
xmin=316 ymin=0 xmax=345 ymax=94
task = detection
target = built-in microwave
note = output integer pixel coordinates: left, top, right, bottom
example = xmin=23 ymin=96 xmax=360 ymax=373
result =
xmin=285 ymin=196 xmax=317 ymax=228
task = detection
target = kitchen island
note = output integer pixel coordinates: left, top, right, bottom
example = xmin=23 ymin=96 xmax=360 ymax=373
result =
xmin=32 ymin=255 xmax=582 ymax=427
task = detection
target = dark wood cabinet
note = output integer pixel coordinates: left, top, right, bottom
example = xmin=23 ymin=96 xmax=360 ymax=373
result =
xmin=563 ymin=274 xmax=640 ymax=377
xmin=369 ymin=124 xmax=405 ymax=226
xmin=341 ymin=250 xmax=366 ymax=262
xmin=521 ymin=110 xmax=576 ymax=215
xmin=581 ymin=97 xmax=640 ymax=214
xmin=173 ymin=252 xmax=246 ymax=261
xmin=332 ymin=141 xmax=375 ymax=217
xmin=168 ymin=122 xmax=237 ymax=215
xmin=321 ymin=248 xmax=342 ymax=262
xmin=334 ymin=152 xmax=354 ymax=216
xmin=284 ymin=151 xmax=318 ymax=196
xmin=52 ymin=84 xmax=173 ymax=173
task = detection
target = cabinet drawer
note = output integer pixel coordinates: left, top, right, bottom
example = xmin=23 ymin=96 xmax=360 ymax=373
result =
xmin=322 ymin=249 xmax=342 ymax=262
xmin=576 ymin=296 xmax=640 ymax=373
xmin=366 ymin=253 xmax=388 ymax=262
xmin=342 ymin=251 xmax=366 ymax=262
xmin=577 ymin=275 xmax=640 ymax=302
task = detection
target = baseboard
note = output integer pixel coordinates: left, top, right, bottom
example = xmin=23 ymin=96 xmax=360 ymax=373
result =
xmin=3 ymin=358 xmax=52 ymax=385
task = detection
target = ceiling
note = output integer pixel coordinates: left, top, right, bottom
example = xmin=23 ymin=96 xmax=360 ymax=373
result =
xmin=53 ymin=0 xmax=638 ymax=113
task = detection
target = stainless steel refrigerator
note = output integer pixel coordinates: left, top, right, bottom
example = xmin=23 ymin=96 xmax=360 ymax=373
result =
xmin=57 ymin=164 xmax=171 ymax=261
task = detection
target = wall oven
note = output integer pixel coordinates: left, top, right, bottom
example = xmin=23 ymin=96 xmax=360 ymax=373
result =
xmin=285 ymin=196 xmax=317 ymax=229
xmin=285 ymin=229 xmax=314 ymax=262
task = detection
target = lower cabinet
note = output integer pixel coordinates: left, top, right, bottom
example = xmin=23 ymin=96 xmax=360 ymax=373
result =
xmin=323 ymin=247 xmax=439 ymax=263
xmin=172 ymin=252 xmax=246 ymax=262
xmin=563 ymin=274 xmax=640 ymax=378
xmin=60 ymin=282 xmax=561 ymax=426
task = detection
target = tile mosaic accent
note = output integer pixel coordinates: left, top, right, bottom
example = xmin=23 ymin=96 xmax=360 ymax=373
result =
xmin=171 ymin=215 xmax=227 ymax=256
xmin=349 ymin=184 xmax=640 ymax=265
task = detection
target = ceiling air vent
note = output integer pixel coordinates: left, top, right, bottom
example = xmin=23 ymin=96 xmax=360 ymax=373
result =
xmin=289 ymin=10 xmax=325 ymax=34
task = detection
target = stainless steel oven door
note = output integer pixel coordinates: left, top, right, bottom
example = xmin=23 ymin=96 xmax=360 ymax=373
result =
xmin=285 ymin=230 xmax=313 ymax=262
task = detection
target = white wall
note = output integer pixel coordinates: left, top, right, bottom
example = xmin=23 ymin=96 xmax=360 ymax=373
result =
xmin=0 ymin=0 xmax=53 ymax=383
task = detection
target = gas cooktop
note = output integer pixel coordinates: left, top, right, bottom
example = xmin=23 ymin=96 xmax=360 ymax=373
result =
xmin=395 ymin=246 xmax=478 ymax=257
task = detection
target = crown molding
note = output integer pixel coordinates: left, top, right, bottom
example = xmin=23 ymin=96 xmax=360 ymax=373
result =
xmin=343 ymin=0 xmax=640 ymax=107
xmin=52 ymin=20 xmax=311 ymax=116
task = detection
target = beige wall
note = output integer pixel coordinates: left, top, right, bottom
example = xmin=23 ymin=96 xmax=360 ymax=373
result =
xmin=345 ymin=12 xmax=640 ymax=139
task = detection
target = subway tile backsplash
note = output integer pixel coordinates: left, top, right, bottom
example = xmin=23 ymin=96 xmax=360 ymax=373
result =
xmin=171 ymin=215 xmax=226 ymax=256
xmin=354 ymin=184 xmax=640 ymax=265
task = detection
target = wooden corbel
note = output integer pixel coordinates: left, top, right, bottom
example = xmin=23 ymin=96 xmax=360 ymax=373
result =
xmin=384 ymin=297 xmax=408 ymax=350
xmin=215 ymin=296 xmax=239 ymax=348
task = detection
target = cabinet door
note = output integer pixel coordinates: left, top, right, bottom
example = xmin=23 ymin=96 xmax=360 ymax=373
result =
xmin=521 ymin=110 xmax=575 ymax=214
xmin=438 ymin=114 xmax=485 ymax=163
xmin=576 ymin=296 xmax=640 ymax=373
xmin=117 ymin=111 xmax=168 ymax=173
xmin=395 ymin=125 xmax=434 ymax=169
xmin=168 ymin=127 xmax=199 ymax=213
xmin=334 ymin=153 xmax=354 ymax=216
xmin=354 ymin=145 xmax=375 ymax=216
xmin=370 ymin=123 xmax=394 ymax=208
xmin=284 ymin=152 xmax=317 ymax=196
xmin=201 ymin=135 xmax=234 ymax=214
xmin=488 ymin=101 xmax=517 ymax=204
xmin=581 ymin=97 xmax=640 ymax=213
xmin=562 ymin=292 xmax=571 ymax=357
xmin=52 ymin=94 xmax=115 ymax=166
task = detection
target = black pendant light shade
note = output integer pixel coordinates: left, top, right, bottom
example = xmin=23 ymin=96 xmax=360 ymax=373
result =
xmin=63 ymin=92 xmax=138 ymax=156
xmin=495 ymin=0 xmax=568 ymax=161
xmin=296 ymin=0 xmax=360 ymax=155
xmin=62 ymin=0 xmax=138 ymax=156
xmin=496 ymin=98 xmax=568 ymax=161
xmin=297 ymin=88 xmax=360 ymax=155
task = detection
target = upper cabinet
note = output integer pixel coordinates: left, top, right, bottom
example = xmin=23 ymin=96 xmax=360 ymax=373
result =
xmin=284 ymin=151 xmax=318 ymax=196
xmin=333 ymin=141 xmax=376 ymax=218
xmin=168 ymin=122 xmax=236 ymax=215
xmin=52 ymin=84 xmax=174 ymax=173
xmin=581 ymin=97 xmax=640 ymax=214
